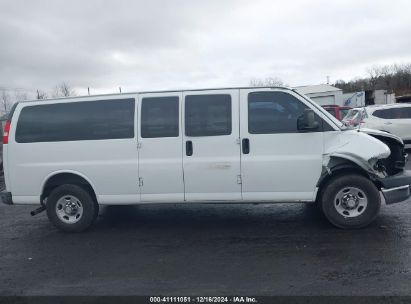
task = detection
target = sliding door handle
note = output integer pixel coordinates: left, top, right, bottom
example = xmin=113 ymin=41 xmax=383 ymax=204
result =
xmin=242 ymin=138 xmax=250 ymax=154
xmin=186 ymin=140 xmax=193 ymax=156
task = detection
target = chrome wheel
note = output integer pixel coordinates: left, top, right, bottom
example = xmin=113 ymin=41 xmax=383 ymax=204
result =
xmin=334 ymin=187 xmax=368 ymax=218
xmin=55 ymin=195 xmax=83 ymax=224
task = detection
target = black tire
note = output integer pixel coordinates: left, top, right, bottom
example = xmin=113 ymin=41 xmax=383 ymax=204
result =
xmin=79 ymin=185 xmax=99 ymax=221
xmin=93 ymin=200 xmax=100 ymax=221
xmin=321 ymin=174 xmax=381 ymax=229
xmin=46 ymin=184 xmax=97 ymax=232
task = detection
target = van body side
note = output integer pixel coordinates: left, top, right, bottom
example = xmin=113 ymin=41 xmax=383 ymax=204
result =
xmin=1 ymin=86 xmax=410 ymax=231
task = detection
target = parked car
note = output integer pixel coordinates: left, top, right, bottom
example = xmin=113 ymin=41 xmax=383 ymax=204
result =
xmin=342 ymin=107 xmax=363 ymax=126
xmin=322 ymin=104 xmax=352 ymax=121
xmin=1 ymin=87 xmax=410 ymax=232
xmin=344 ymin=104 xmax=411 ymax=148
xmin=0 ymin=115 xmax=6 ymax=172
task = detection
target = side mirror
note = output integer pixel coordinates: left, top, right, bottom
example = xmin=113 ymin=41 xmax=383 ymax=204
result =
xmin=297 ymin=109 xmax=319 ymax=131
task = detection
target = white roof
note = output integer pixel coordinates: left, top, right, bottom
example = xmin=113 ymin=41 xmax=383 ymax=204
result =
xmin=17 ymin=86 xmax=291 ymax=103
xmin=365 ymin=103 xmax=411 ymax=113
xmin=294 ymin=84 xmax=342 ymax=95
xmin=367 ymin=103 xmax=411 ymax=108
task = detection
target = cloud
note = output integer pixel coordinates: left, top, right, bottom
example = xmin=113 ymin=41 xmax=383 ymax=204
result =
xmin=1 ymin=0 xmax=411 ymax=96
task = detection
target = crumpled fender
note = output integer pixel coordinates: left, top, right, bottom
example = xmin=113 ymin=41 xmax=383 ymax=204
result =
xmin=323 ymin=130 xmax=391 ymax=176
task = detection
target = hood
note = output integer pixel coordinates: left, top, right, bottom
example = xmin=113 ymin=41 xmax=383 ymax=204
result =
xmin=327 ymin=130 xmax=391 ymax=163
xmin=359 ymin=128 xmax=404 ymax=145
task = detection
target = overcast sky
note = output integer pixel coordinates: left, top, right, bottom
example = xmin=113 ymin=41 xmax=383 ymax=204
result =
xmin=1 ymin=0 xmax=411 ymax=96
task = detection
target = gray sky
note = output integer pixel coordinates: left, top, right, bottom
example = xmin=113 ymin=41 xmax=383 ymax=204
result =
xmin=1 ymin=0 xmax=411 ymax=96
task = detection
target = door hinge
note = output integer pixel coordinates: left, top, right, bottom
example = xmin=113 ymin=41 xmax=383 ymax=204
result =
xmin=138 ymin=177 xmax=144 ymax=187
xmin=237 ymin=175 xmax=242 ymax=184
xmin=137 ymin=142 xmax=142 ymax=149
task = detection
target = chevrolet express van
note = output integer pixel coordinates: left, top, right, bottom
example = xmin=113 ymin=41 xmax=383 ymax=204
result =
xmin=1 ymin=87 xmax=410 ymax=232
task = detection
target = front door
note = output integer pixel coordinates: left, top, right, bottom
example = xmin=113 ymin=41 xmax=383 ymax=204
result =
xmin=182 ymin=89 xmax=242 ymax=201
xmin=239 ymin=89 xmax=324 ymax=202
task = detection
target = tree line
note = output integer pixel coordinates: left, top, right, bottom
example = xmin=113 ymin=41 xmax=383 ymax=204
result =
xmin=0 ymin=83 xmax=76 ymax=114
xmin=334 ymin=63 xmax=411 ymax=95
xmin=2 ymin=63 xmax=411 ymax=115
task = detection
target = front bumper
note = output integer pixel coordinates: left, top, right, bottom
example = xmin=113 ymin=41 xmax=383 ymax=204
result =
xmin=377 ymin=171 xmax=411 ymax=205
xmin=0 ymin=191 xmax=13 ymax=205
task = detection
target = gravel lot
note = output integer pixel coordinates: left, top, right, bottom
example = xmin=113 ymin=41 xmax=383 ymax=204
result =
xmin=0 ymin=153 xmax=411 ymax=296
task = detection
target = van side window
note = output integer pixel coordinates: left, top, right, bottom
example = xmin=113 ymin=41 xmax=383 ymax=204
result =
xmin=141 ymin=97 xmax=179 ymax=138
xmin=185 ymin=94 xmax=232 ymax=136
xmin=248 ymin=92 xmax=323 ymax=134
xmin=15 ymin=99 xmax=135 ymax=143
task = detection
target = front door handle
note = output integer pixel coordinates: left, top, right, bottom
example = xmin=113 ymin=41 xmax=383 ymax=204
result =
xmin=186 ymin=140 xmax=193 ymax=156
xmin=242 ymin=138 xmax=250 ymax=154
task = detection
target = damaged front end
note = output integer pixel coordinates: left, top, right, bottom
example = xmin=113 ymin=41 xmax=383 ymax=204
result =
xmin=362 ymin=128 xmax=411 ymax=204
xmin=361 ymin=128 xmax=408 ymax=175
xmin=323 ymin=129 xmax=411 ymax=205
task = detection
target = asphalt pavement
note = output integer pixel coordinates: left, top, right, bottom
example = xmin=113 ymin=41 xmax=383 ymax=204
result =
xmin=0 ymin=153 xmax=411 ymax=296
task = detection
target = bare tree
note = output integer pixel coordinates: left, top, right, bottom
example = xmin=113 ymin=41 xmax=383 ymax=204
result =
xmin=1 ymin=89 xmax=11 ymax=114
xmin=14 ymin=90 xmax=28 ymax=102
xmin=366 ymin=65 xmax=382 ymax=90
xmin=53 ymin=83 xmax=76 ymax=97
xmin=335 ymin=63 xmax=411 ymax=95
xmin=36 ymin=90 xmax=48 ymax=100
xmin=250 ymin=77 xmax=285 ymax=87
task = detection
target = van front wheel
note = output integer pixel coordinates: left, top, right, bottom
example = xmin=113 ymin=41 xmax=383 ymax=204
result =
xmin=321 ymin=174 xmax=381 ymax=229
xmin=46 ymin=184 xmax=97 ymax=232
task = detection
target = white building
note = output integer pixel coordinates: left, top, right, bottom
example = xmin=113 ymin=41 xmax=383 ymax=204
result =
xmin=294 ymin=84 xmax=343 ymax=106
xmin=372 ymin=90 xmax=395 ymax=105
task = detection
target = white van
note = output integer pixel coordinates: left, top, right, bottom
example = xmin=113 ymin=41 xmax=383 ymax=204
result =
xmin=1 ymin=87 xmax=410 ymax=232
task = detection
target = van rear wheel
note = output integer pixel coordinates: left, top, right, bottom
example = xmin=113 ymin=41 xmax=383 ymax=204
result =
xmin=321 ymin=174 xmax=381 ymax=229
xmin=46 ymin=184 xmax=97 ymax=232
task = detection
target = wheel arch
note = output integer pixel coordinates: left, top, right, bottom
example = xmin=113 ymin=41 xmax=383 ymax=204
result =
xmin=315 ymin=157 xmax=376 ymax=202
xmin=41 ymin=170 xmax=98 ymax=204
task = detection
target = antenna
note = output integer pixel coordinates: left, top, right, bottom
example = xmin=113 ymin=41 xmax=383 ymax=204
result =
xmin=88 ymin=87 xmax=90 ymax=96
xmin=326 ymin=76 xmax=330 ymax=84
xmin=119 ymin=87 xmax=122 ymax=93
